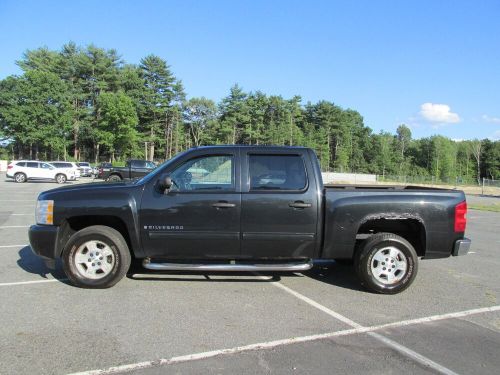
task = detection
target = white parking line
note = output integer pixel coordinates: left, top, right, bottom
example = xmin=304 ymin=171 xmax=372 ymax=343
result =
xmin=0 ymin=244 xmax=28 ymax=248
xmin=370 ymin=305 xmax=500 ymax=331
xmin=0 ymin=200 xmax=34 ymax=202
xmin=268 ymin=279 xmax=362 ymax=327
xmin=0 ymin=279 xmax=65 ymax=287
xmin=0 ymin=225 xmax=30 ymax=229
xmin=1 ymin=214 xmax=32 ymax=217
xmin=367 ymin=332 xmax=459 ymax=375
xmin=66 ymin=304 xmax=498 ymax=375
xmin=266 ymin=280 xmax=459 ymax=375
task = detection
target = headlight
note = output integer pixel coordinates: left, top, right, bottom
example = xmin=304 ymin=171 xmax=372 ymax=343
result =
xmin=36 ymin=200 xmax=54 ymax=225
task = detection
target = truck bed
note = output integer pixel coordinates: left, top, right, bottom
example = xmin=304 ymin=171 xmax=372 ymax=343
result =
xmin=321 ymin=185 xmax=466 ymax=260
xmin=324 ymin=184 xmax=458 ymax=192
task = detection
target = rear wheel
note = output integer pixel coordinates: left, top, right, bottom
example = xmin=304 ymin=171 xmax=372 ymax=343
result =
xmin=107 ymin=175 xmax=122 ymax=182
xmin=62 ymin=225 xmax=131 ymax=288
xmin=14 ymin=172 xmax=27 ymax=183
xmin=354 ymin=233 xmax=418 ymax=294
xmin=56 ymin=174 xmax=67 ymax=184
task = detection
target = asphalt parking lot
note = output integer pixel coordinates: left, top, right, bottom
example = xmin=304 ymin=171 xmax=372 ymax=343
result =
xmin=0 ymin=173 xmax=499 ymax=375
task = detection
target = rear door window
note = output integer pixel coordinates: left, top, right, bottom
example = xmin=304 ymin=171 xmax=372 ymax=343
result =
xmin=249 ymin=155 xmax=307 ymax=191
xmin=26 ymin=162 xmax=38 ymax=168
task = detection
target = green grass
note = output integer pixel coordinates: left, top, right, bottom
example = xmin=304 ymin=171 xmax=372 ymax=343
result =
xmin=468 ymin=204 xmax=500 ymax=212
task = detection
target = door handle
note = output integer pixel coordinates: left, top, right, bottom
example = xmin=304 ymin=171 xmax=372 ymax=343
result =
xmin=289 ymin=201 xmax=312 ymax=209
xmin=212 ymin=202 xmax=236 ymax=209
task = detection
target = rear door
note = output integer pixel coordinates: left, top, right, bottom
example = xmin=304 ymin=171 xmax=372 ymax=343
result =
xmin=241 ymin=150 xmax=319 ymax=259
xmin=26 ymin=162 xmax=41 ymax=178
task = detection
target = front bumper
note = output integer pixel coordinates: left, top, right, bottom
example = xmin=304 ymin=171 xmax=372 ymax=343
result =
xmin=29 ymin=225 xmax=60 ymax=260
xmin=452 ymin=238 xmax=471 ymax=256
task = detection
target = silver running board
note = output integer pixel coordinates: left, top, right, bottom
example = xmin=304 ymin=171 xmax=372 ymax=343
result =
xmin=142 ymin=258 xmax=313 ymax=272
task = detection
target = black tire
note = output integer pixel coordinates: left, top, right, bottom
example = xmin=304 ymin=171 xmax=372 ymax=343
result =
xmin=55 ymin=174 xmax=67 ymax=184
xmin=62 ymin=225 xmax=131 ymax=288
xmin=14 ymin=172 xmax=27 ymax=183
xmin=107 ymin=175 xmax=122 ymax=182
xmin=354 ymin=233 xmax=418 ymax=294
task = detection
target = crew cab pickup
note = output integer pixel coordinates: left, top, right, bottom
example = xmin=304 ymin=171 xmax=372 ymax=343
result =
xmin=29 ymin=146 xmax=471 ymax=293
xmin=102 ymin=159 xmax=156 ymax=181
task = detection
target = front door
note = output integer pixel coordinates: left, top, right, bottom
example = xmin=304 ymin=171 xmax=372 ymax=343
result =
xmin=241 ymin=152 xmax=319 ymax=259
xmin=140 ymin=152 xmax=241 ymax=259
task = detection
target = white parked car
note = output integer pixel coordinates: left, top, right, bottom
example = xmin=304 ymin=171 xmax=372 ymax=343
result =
xmin=6 ymin=161 xmax=76 ymax=183
xmin=50 ymin=161 xmax=81 ymax=179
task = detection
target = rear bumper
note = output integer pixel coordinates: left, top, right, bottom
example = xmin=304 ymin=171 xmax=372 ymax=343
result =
xmin=29 ymin=225 xmax=60 ymax=260
xmin=452 ymin=238 xmax=471 ymax=256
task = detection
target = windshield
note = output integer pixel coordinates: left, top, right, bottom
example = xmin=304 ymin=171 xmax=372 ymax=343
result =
xmin=135 ymin=150 xmax=191 ymax=185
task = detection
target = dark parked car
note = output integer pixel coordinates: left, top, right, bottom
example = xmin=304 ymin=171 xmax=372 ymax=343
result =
xmin=29 ymin=146 xmax=470 ymax=292
xmin=102 ymin=160 xmax=156 ymax=181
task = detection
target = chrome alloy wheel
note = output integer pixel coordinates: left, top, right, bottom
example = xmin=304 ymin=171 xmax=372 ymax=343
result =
xmin=15 ymin=173 xmax=26 ymax=182
xmin=371 ymin=246 xmax=407 ymax=285
xmin=74 ymin=240 xmax=115 ymax=280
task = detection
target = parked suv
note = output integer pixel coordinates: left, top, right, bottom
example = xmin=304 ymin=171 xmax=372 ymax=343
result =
xmin=50 ymin=161 xmax=81 ymax=179
xmin=7 ymin=161 xmax=76 ymax=183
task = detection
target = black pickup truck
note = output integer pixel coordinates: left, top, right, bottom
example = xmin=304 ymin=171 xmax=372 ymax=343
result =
xmin=29 ymin=145 xmax=470 ymax=293
xmin=101 ymin=160 xmax=156 ymax=181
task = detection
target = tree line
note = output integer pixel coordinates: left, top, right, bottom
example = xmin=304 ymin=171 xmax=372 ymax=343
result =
xmin=0 ymin=43 xmax=498 ymax=184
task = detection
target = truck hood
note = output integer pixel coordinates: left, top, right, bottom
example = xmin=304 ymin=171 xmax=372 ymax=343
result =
xmin=38 ymin=180 xmax=138 ymax=200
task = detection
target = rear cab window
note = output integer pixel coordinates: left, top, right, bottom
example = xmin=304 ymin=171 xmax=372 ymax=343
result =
xmin=131 ymin=160 xmax=145 ymax=168
xmin=249 ymin=154 xmax=307 ymax=191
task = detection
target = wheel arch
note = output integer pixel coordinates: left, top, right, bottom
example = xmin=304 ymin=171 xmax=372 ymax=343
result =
xmin=58 ymin=216 xmax=135 ymax=258
xmin=356 ymin=217 xmax=427 ymax=257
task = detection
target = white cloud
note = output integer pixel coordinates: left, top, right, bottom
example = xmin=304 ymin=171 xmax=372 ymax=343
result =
xmin=482 ymin=114 xmax=500 ymax=124
xmin=492 ymin=130 xmax=500 ymax=140
xmin=420 ymin=103 xmax=460 ymax=124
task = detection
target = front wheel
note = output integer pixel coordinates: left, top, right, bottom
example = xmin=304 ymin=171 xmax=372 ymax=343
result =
xmin=354 ymin=233 xmax=418 ymax=294
xmin=62 ymin=225 xmax=131 ymax=288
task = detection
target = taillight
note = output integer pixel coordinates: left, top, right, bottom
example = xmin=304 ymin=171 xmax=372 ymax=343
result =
xmin=7 ymin=165 xmax=13 ymax=170
xmin=454 ymin=201 xmax=467 ymax=232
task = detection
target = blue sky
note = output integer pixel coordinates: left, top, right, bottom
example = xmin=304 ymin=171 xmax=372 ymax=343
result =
xmin=0 ymin=0 xmax=499 ymax=140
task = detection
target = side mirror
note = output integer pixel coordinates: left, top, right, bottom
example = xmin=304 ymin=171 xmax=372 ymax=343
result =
xmin=159 ymin=174 xmax=173 ymax=194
